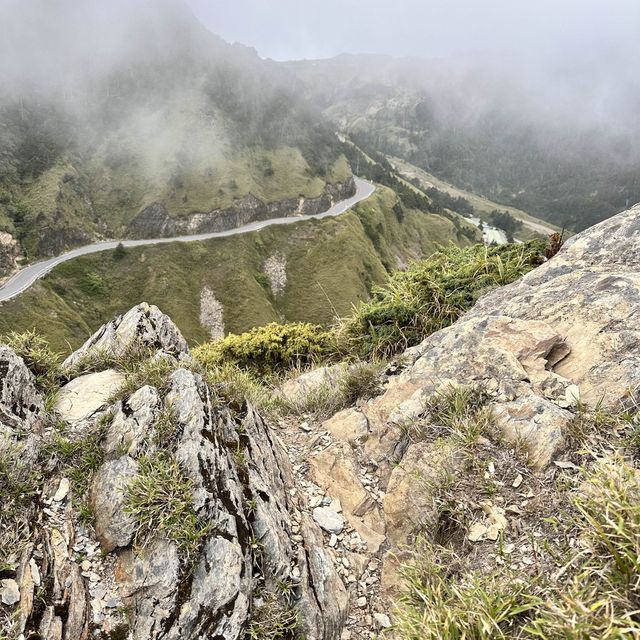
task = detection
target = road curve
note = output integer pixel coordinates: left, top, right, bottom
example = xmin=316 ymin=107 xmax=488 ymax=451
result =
xmin=0 ymin=177 xmax=376 ymax=303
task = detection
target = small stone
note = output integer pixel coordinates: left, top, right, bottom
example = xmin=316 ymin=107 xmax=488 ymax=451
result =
xmin=329 ymin=534 xmax=338 ymax=547
xmin=312 ymin=507 xmax=345 ymax=534
xmin=468 ymin=522 xmax=487 ymax=542
xmin=374 ymin=613 xmax=392 ymax=629
xmin=356 ymin=596 xmax=367 ymax=608
xmin=565 ymin=384 xmax=581 ymax=406
xmin=81 ymin=560 xmax=92 ymax=572
xmin=300 ymin=421 xmax=312 ymax=432
xmin=53 ymin=478 xmax=70 ymax=502
xmin=341 ymin=631 xmax=352 ymax=640
xmin=512 ymin=474 xmax=523 ymax=489
xmin=29 ymin=558 xmax=41 ymax=587
xmin=1 ymin=579 xmax=20 ymax=605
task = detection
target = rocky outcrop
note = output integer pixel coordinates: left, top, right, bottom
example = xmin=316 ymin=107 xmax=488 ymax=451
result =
xmin=62 ymin=302 xmax=189 ymax=370
xmin=127 ymin=178 xmax=356 ymax=238
xmin=0 ymin=231 xmax=22 ymax=279
xmin=278 ymin=203 xmax=640 ymax=630
xmin=3 ymin=305 xmax=347 ymax=640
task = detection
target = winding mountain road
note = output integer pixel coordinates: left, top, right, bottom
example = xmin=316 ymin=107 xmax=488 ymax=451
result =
xmin=0 ymin=177 xmax=376 ymax=303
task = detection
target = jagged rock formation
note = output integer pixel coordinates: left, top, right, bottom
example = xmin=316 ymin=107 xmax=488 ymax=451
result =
xmin=62 ymin=302 xmax=190 ymax=370
xmin=127 ymin=178 xmax=356 ymax=238
xmin=1 ymin=305 xmax=347 ymax=639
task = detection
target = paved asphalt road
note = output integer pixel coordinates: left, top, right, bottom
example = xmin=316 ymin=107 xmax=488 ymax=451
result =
xmin=0 ymin=177 xmax=376 ymax=303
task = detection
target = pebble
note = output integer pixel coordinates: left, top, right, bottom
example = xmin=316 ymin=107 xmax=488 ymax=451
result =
xmin=53 ymin=478 xmax=70 ymax=502
xmin=356 ymin=596 xmax=367 ymax=608
xmin=29 ymin=558 xmax=41 ymax=587
xmin=373 ymin=613 xmax=391 ymax=629
xmin=0 ymin=579 xmax=20 ymax=605
xmin=312 ymin=507 xmax=345 ymax=534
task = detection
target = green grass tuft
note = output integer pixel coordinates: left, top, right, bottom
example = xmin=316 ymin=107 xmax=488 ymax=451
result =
xmin=124 ymin=453 xmax=211 ymax=559
xmin=338 ymin=241 xmax=545 ymax=359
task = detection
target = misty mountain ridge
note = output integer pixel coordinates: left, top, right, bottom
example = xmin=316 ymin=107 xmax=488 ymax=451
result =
xmin=286 ymin=51 xmax=640 ymax=230
xmin=0 ymin=0 xmax=348 ymax=260
xmin=2 ymin=0 xmax=638 ymax=270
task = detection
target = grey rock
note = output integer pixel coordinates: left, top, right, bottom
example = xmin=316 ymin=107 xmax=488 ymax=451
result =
xmin=102 ymin=385 xmax=162 ymax=457
xmin=91 ymin=456 xmax=139 ymax=553
xmin=0 ymin=344 xmax=44 ymax=436
xmin=62 ymin=302 xmax=189 ymax=371
xmin=313 ymin=507 xmax=345 ymax=534
xmin=55 ymin=369 xmax=125 ymax=425
xmin=278 ymin=364 xmax=348 ymax=405
xmin=1 ymin=578 xmax=20 ymax=605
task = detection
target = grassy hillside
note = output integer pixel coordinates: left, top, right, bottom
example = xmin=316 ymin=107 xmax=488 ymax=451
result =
xmin=0 ymin=188 xmax=478 ymax=352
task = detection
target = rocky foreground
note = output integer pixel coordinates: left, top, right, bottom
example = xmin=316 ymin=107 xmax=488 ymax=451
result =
xmin=1 ymin=203 xmax=640 ymax=639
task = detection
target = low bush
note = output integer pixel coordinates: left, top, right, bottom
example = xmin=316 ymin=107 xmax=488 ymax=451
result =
xmin=338 ymin=241 xmax=545 ymax=359
xmin=193 ymin=322 xmax=336 ymax=375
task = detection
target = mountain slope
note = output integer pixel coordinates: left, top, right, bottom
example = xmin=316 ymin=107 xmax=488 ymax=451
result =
xmin=0 ymin=187 xmax=477 ymax=351
xmin=286 ymin=54 xmax=640 ymax=232
xmin=0 ymin=0 xmax=350 ymax=266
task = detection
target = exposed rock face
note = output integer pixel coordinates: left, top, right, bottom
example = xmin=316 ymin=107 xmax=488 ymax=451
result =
xmin=288 ymin=204 xmax=640 ymax=625
xmin=470 ymin=203 xmax=640 ymax=406
xmin=263 ymin=252 xmax=287 ymax=296
xmin=127 ymin=178 xmax=356 ymax=238
xmin=55 ymin=369 xmax=125 ymax=425
xmin=0 ymin=345 xmax=44 ymax=437
xmin=4 ymin=305 xmax=347 ymax=640
xmin=199 ymin=286 xmax=225 ymax=339
xmin=0 ymin=231 xmax=22 ymax=279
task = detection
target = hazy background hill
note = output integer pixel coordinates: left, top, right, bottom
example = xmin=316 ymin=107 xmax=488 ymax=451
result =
xmin=0 ymin=0 xmax=349 ymax=260
xmin=286 ymin=52 xmax=640 ymax=231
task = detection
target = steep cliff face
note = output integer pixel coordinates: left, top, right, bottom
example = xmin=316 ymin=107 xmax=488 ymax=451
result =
xmin=0 ymin=232 xmax=22 ymax=279
xmin=127 ymin=178 xmax=356 ymax=238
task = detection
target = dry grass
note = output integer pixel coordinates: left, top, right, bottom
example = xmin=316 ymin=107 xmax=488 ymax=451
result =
xmin=393 ymin=399 xmax=640 ymax=640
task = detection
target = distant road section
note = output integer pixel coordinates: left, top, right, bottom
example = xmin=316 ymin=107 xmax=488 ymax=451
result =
xmin=0 ymin=177 xmax=375 ymax=303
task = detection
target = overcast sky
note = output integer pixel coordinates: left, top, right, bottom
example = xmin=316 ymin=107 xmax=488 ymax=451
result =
xmin=184 ymin=0 xmax=640 ymax=62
